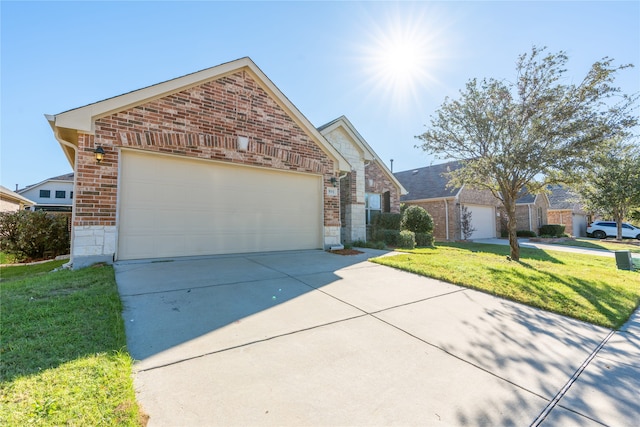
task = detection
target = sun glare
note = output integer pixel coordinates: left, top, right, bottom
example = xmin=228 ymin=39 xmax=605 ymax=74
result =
xmin=357 ymin=6 xmax=449 ymax=113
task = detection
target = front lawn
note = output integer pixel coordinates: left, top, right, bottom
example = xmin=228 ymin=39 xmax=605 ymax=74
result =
xmin=0 ymin=262 xmax=145 ymax=426
xmin=372 ymin=242 xmax=640 ymax=329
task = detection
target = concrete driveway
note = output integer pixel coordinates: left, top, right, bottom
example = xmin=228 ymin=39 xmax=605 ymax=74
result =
xmin=115 ymin=249 xmax=639 ymax=426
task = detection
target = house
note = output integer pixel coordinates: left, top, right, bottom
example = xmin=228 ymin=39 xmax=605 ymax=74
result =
xmin=318 ymin=116 xmax=406 ymax=243
xmin=0 ymin=185 xmax=35 ymax=212
xmin=511 ymin=190 xmax=550 ymax=235
xmin=17 ymin=173 xmax=74 ymax=212
xmin=394 ymin=161 xmax=502 ymax=241
xmin=546 ymin=185 xmax=589 ymax=237
xmin=46 ymin=57 xmax=401 ymax=268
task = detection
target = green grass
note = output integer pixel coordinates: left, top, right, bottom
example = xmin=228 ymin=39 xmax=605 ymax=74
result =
xmin=373 ymin=242 xmax=640 ymax=329
xmin=0 ymin=262 xmax=145 ymax=426
xmin=542 ymin=237 xmax=640 ymax=254
xmin=0 ymin=259 xmax=67 ymax=282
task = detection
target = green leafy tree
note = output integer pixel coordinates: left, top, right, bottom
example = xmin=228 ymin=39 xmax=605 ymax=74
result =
xmin=574 ymin=140 xmax=640 ymax=239
xmin=416 ymin=46 xmax=638 ymax=260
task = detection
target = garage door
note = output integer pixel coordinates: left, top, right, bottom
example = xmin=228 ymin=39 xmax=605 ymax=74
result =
xmin=118 ymin=150 xmax=323 ymax=260
xmin=465 ymin=205 xmax=496 ymax=239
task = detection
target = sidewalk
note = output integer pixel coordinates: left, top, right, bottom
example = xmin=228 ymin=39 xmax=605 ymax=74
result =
xmin=475 ymin=238 xmax=639 ymax=259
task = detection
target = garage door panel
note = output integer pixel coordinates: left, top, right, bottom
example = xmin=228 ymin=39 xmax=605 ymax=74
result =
xmin=118 ymin=151 xmax=322 ymax=260
xmin=466 ymin=205 xmax=496 ymax=240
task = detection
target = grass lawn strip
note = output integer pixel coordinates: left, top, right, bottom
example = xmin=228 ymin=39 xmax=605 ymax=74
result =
xmin=0 ymin=262 xmax=144 ymax=426
xmin=372 ymin=242 xmax=640 ymax=329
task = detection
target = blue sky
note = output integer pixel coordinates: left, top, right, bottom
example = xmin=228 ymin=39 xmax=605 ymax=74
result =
xmin=2 ymin=1 xmax=638 ymax=190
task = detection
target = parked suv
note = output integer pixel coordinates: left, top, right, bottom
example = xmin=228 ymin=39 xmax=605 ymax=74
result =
xmin=586 ymin=221 xmax=640 ymax=239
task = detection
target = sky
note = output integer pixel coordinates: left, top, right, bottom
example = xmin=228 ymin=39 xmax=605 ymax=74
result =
xmin=1 ymin=1 xmax=639 ymax=190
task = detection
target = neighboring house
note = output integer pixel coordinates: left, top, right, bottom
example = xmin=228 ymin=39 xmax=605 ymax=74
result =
xmin=18 ymin=173 xmax=74 ymax=212
xmin=318 ymin=116 xmax=406 ymax=243
xmin=395 ymin=161 xmax=502 ymax=241
xmin=546 ymin=185 xmax=590 ymax=237
xmin=0 ymin=185 xmax=35 ymax=212
xmin=511 ymin=190 xmax=550 ymax=234
xmin=46 ymin=57 xmax=400 ymax=268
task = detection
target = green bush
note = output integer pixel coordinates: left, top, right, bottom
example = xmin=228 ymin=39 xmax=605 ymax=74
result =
xmin=539 ymin=224 xmax=566 ymax=237
xmin=398 ymin=230 xmax=416 ymax=249
xmin=372 ymin=229 xmax=400 ymax=246
xmin=415 ymin=232 xmax=435 ymax=247
xmin=351 ymin=239 xmax=386 ymax=250
xmin=372 ymin=213 xmax=402 ymax=231
xmin=516 ymin=230 xmax=537 ymax=237
xmin=0 ymin=211 xmax=70 ymax=262
xmin=401 ymin=205 xmax=434 ymax=234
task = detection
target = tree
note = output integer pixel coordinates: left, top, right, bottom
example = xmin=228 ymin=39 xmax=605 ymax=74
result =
xmin=573 ymin=140 xmax=640 ymax=239
xmin=415 ymin=46 xmax=638 ymax=260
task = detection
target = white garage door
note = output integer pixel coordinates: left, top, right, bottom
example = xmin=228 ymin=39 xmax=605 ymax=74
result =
xmin=118 ymin=150 xmax=323 ymax=260
xmin=465 ymin=205 xmax=496 ymax=239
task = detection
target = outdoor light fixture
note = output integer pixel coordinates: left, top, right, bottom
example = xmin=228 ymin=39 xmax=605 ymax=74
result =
xmin=330 ymin=177 xmax=338 ymax=187
xmin=94 ymin=146 xmax=105 ymax=163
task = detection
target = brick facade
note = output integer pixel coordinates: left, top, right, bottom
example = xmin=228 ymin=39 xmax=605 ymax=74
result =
xmin=365 ymin=162 xmax=400 ymax=214
xmin=73 ymin=70 xmax=340 ymax=231
xmin=405 ymin=199 xmax=456 ymax=240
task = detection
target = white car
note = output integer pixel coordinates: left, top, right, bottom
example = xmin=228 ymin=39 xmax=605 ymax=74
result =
xmin=586 ymin=221 xmax=640 ymax=239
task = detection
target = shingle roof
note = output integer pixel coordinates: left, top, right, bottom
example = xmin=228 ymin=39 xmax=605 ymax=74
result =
xmin=547 ymin=184 xmax=581 ymax=210
xmin=516 ymin=189 xmax=536 ymax=204
xmin=394 ymin=161 xmax=462 ymax=201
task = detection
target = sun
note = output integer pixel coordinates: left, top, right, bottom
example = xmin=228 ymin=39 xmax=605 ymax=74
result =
xmin=357 ymin=7 xmax=448 ymax=113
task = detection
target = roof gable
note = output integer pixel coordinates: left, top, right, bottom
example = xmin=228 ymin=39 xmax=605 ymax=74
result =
xmin=47 ymin=58 xmax=350 ymax=172
xmin=394 ymin=161 xmax=462 ymax=201
xmin=318 ymin=116 xmax=406 ymax=194
xmin=18 ymin=173 xmax=75 ymax=193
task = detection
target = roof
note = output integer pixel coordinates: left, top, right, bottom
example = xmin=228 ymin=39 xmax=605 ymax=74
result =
xmin=46 ymin=57 xmax=351 ymax=173
xmin=546 ymin=185 xmax=582 ymax=210
xmin=0 ymin=185 xmax=35 ymax=206
xmin=17 ymin=173 xmax=74 ymax=193
xmin=394 ymin=161 xmax=462 ymax=201
xmin=318 ymin=116 xmax=407 ymax=195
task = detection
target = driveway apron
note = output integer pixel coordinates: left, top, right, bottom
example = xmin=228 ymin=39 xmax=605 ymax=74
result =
xmin=114 ymin=249 xmax=637 ymax=426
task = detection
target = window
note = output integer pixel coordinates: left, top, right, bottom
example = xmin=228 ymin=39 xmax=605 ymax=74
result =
xmin=55 ymin=190 xmax=66 ymax=199
xmin=366 ymin=193 xmax=382 ymax=224
xmin=70 ymin=191 xmax=74 ymax=199
xmin=40 ymin=190 xmax=51 ymax=198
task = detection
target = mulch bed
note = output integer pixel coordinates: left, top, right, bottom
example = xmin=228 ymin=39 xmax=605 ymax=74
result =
xmin=328 ymin=249 xmax=364 ymax=256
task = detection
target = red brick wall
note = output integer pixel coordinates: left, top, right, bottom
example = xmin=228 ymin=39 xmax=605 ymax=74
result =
xmin=74 ymin=70 xmax=339 ymax=227
xmin=364 ymin=161 xmax=400 ymax=213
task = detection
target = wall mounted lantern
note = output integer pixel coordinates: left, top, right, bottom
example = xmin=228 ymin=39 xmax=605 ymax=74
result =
xmin=94 ymin=146 xmax=105 ymax=164
xmin=330 ymin=177 xmax=338 ymax=187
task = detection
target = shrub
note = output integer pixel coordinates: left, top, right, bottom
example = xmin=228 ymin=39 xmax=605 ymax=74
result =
xmin=460 ymin=206 xmax=477 ymax=240
xmin=401 ymin=205 xmax=434 ymax=234
xmin=0 ymin=211 xmax=70 ymax=261
xmin=372 ymin=213 xmax=401 ymax=231
xmin=539 ymin=224 xmax=566 ymax=237
xmin=415 ymin=232 xmax=435 ymax=247
xmin=372 ymin=229 xmax=400 ymax=246
xmin=351 ymin=239 xmax=386 ymax=250
xmin=516 ymin=230 xmax=537 ymax=238
xmin=398 ymin=230 xmax=416 ymax=249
